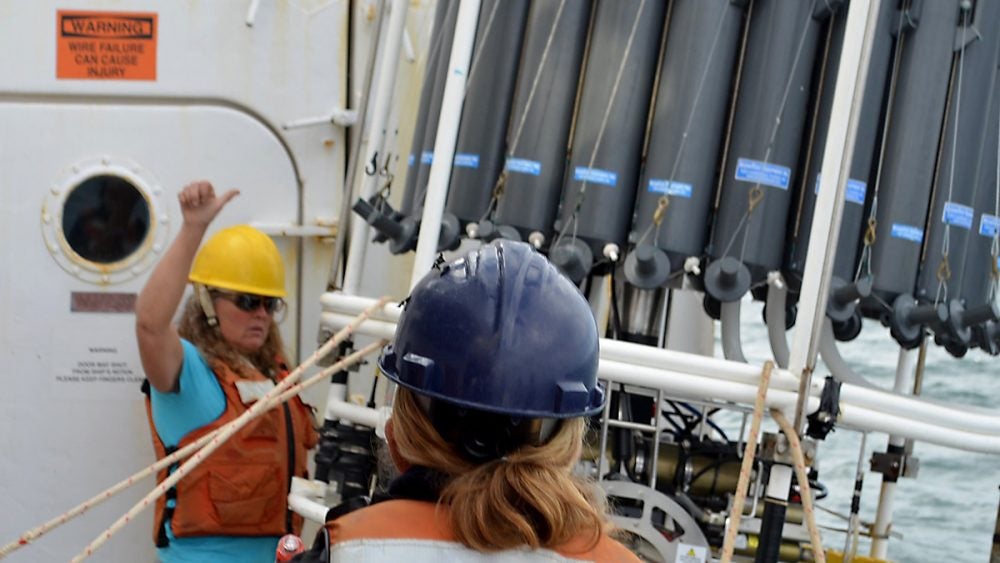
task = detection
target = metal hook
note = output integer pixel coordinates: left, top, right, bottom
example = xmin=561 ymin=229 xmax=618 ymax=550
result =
xmin=748 ymin=186 xmax=765 ymax=214
xmin=365 ymin=152 xmax=379 ymax=176
xmin=653 ymin=196 xmax=670 ymax=225
xmin=379 ymin=152 xmax=394 ymax=176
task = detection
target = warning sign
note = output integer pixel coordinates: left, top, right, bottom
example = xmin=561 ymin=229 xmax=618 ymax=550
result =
xmin=57 ymin=11 xmax=157 ymax=80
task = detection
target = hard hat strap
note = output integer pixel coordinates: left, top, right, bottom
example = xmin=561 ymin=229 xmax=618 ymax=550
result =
xmin=195 ymin=284 xmax=219 ymax=327
xmin=417 ymin=395 xmax=560 ymax=462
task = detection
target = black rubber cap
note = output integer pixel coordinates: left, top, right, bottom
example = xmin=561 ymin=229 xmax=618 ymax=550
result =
xmin=703 ymin=257 xmax=751 ymax=302
xmin=624 ymin=244 xmax=671 ymax=289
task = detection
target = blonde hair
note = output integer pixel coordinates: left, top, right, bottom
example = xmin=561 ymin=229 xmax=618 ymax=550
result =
xmin=177 ymin=294 xmax=286 ymax=379
xmin=390 ymin=388 xmax=611 ymax=552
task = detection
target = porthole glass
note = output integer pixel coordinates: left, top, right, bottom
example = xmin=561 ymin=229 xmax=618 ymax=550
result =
xmin=61 ymin=174 xmax=151 ymax=264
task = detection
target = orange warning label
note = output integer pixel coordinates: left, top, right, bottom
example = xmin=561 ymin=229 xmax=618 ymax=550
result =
xmin=56 ymin=11 xmax=157 ymax=80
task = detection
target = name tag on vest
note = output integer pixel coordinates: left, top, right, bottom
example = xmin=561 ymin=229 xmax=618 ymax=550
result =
xmin=235 ymin=379 xmax=276 ymax=404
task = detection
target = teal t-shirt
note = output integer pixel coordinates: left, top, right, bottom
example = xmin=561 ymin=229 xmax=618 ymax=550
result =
xmin=148 ymin=339 xmax=280 ymax=563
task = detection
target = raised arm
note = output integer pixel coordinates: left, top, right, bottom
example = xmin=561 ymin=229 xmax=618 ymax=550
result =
xmin=135 ymin=181 xmax=239 ymax=392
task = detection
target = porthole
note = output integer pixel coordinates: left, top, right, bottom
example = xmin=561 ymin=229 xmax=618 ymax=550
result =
xmin=62 ymin=175 xmax=151 ymax=264
xmin=42 ymin=156 xmax=170 ymax=285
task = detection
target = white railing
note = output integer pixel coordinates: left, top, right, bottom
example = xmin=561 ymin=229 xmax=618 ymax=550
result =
xmin=318 ymin=292 xmax=1000 ymax=455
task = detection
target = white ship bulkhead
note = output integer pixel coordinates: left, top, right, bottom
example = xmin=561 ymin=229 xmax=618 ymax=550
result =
xmin=0 ymin=1 xmax=429 ymax=560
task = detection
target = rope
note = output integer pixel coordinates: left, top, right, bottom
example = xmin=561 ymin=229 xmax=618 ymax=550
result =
xmin=0 ymin=304 xmax=356 ymax=558
xmin=771 ymin=409 xmax=826 ymax=563
xmin=719 ymin=360 xmax=773 ymax=563
xmin=60 ymin=299 xmax=391 ymax=562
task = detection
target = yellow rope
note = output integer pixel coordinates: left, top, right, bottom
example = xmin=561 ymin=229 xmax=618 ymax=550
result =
xmin=771 ymin=409 xmax=826 ymax=563
xmin=719 ymin=361 xmax=773 ymax=563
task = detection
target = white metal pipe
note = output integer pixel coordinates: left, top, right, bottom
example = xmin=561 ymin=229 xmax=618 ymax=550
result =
xmin=870 ymin=481 xmax=896 ymax=559
xmin=343 ymin=0 xmax=411 ymax=294
xmin=318 ymin=294 xmax=1000 ymax=451
xmin=766 ymin=465 xmax=794 ymax=500
xmin=888 ymin=347 xmax=918 ymax=445
xmin=307 ymin=341 xmax=1000 ymax=453
xmin=765 ymin=275 xmax=790 ymax=369
xmin=321 ymin=312 xmax=398 ymax=340
xmin=287 ymin=492 xmax=330 ymax=524
xmin=789 ymin=0 xmax=881 ymax=430
xmin=720 ymin=300 xmax=747 ymax=362
xmin=410 ymin=0 xmax=482 ymax=289
xmin=818 ymin=318 xmax=876 ymax=388
xmin=600 ymin=360 xmax=816 ymax=414
xmin=287 ymin=477 xmax=329 ymax=523
xmin=868 ymin=346 xmax=918 ymax=557
xmin=324 ymin=400 xmax=390 ymax=436
xmin=839 ymin=402 xmax=1000 ymax=453
xmin=320 ymin=292 xmax=403 ymax=322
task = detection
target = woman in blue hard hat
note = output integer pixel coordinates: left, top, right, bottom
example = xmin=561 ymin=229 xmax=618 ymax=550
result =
xmin=294 ymin=239 xmax=639 ymax=563
xmin=135 ymin=181 xmax=317 ymax=563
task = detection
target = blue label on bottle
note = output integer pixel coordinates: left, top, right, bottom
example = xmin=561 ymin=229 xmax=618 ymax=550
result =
xmin=846 ymin=180 xmax=867 ymax=204
xmin=454 ymin=153 xmax=480 ymax=168
xmin=942 ymin=202 xmax=974 ymax=229
xmin=980 ymin=214 xmax=1000 ymax=237
xmin=506 ymin=157 xmax=542 ymax=176
xmin=574 ymin=166 xmax=617 ymax=187
xmin=735 ymin=158 xmax=790 ymax=190
xmin=813 ymin=174 xmax=867 ymax=205
xmin=890 ymin=223 xmax=924 ymax=243
xmin=408 ymin=154 xmax=415 ymax=166
xmin=420 ymin=151 xmax=434 ymax=164
xmin=648 ymin=179 xmax=693 ymax=198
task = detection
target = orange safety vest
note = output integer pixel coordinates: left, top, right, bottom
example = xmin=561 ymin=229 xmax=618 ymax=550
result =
xmin=144 ymin=358 xmax=319 ymax=546
xmin=324 ymin=499 xmax=643 ymax=563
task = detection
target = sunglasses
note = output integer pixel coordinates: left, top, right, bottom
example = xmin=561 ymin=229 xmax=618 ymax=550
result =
xmin=212 ymin=291 xmax=286 ymax=315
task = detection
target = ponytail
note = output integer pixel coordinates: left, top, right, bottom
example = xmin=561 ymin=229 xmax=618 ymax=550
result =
xmin=390 ymin=389 xmax=610 ymax=552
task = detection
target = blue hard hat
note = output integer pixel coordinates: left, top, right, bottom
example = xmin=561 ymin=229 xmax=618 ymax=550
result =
xmin=379 ymin=240 xmax=604 ymax=419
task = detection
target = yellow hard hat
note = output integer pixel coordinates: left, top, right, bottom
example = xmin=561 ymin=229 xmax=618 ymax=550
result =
xmin=189 ymin=225 xmax=286 ymax=297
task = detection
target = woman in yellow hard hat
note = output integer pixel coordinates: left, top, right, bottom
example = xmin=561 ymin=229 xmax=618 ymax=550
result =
xmin=135 ymin=180 xmax=317 ymax=563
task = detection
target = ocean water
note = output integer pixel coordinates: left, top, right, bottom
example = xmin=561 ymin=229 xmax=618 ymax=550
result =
xmin=730 ymin=299 xmax=1000 ymax=563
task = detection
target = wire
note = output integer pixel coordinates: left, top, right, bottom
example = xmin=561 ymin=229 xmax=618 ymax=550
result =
xmin=636 ymin=5 xmax=732 ymax=248
xmin=719 ymin=1 xmax=816 ymax=263
xmin=555 ymin=0 xmax=648 ymax=248
xmin=678 ymin=402 xmax=730 ymax=442
xmin=856 ymin=5 xmax=909 ymax=283
xmin=464 ymin=0 xmax=501 ymax=94
xmin=480 ymin=0 xmax=570 ymax=224
xmin=936 ymin=7 xmax=971 ymax=305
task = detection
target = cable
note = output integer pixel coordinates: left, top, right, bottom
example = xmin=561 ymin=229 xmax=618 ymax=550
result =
xmin=936 ymin=7 xmax=971 ymax=305
xmin=555 ymin=0 xmax=648 ymax=247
